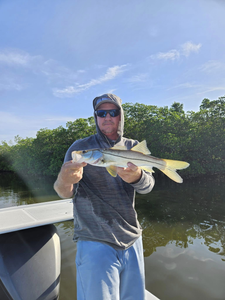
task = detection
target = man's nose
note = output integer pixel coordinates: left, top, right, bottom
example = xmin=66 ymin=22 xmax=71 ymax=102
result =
xmin=105 ymin=112 xmax=112 ymax=119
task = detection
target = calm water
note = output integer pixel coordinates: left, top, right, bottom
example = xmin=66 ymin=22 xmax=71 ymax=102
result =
xmin=0 ymin=172 xmax=225 ymax=300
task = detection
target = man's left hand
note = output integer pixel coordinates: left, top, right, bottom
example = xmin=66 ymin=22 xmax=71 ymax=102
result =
xmin=117 ymin=162 xmax=142 ymax=184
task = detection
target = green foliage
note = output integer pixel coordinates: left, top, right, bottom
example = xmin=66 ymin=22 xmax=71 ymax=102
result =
xmin=10 ymin=137 xmax=35 ymax=175
xmin=123 ymin=102 xmax=189 ymax=159
xmin=0 ymin=118 xmax=96 ymax=177
xmin=123 ymin=96 xmax=225 ymax=177
xmin=1 ymin=96 xmax=225 ymax=179
xmin=0 ymin=141 xmax=13 ymax=171
xmin=185 ymin=96 xmax=225 ymax=175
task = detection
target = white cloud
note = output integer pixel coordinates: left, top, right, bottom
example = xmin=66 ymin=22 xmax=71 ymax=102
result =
xmin=0 ymin=51 xmax=29 ymax=66
xmin=53 ymin=64 xmax=127 ymax=97
xmin=53 ymin=86 xmax=77 ymax=97
xmin=102 ymin=65 xmax=127 ymax=81
xmin=181 ymin=42 xmax=202 ymax=57
xmin=0 ymin=49 xmax=41 ymax=67
xmin=77 ymin=69 xmax=86 ymax=74
xmin=0 ymin=81 xmax=23 ymax=91
xmin=0 ymin=49 xmax=128 ymax=96
xmin=106 ymin=89 xmax=117 ymax=94
xmin=0 ymin=49 xmax=80 ymax=86
xmin=127 ymin=73 xmax=148 ymax=83
xmin=40 ymin=59 xmax=79 ymax=84
xmin=151 ymin=49 xmax=180 ymax=61
xmin=200 ymin=60 xmax=225 ymax=73
xmin=150 ymin=41 xmax=201 ymax=61
xmin=197 ymin=86 xmax=225 ymax=94
xmin=167 ymin=82 xmax=201 ymax=90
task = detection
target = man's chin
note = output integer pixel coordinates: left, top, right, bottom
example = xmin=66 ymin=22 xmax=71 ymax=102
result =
xmin=102 ymin=130 xmax=114 ymax=135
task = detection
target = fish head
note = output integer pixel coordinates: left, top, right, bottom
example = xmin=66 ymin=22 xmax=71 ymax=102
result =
xmin=72 ymin=149 xmax=103 ymax=165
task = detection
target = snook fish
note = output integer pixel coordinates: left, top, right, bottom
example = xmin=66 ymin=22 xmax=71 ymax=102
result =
xmin=72 ymin=140 xmax=189 ymax=183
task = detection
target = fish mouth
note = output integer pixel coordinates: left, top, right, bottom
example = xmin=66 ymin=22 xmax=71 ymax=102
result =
xmin=93 ymin=158 xmax=102 ymax=164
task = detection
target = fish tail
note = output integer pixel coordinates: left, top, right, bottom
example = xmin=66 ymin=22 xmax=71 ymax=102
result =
xmin=159 ymin=159 xmax=190 ymax=183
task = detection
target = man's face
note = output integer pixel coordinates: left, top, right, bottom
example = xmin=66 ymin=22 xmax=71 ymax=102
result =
xmin=96 ymin=102 xmax=121 ymax=140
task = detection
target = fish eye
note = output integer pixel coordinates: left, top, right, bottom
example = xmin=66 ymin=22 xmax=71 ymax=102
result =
xmin=82 ymin=150 xmax=88 ymax=154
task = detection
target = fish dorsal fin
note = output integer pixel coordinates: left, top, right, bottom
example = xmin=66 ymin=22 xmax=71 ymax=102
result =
xmin=106 ymin=166 xmax=117 ymax=177
xmin=131 ymin=140 xmax=151 ymax=155
xmin=110 ymin=145 xmax=127 ymax=150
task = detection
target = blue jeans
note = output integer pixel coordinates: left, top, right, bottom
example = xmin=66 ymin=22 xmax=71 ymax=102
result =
xmin=75 ymin=236 xmax=145 ymax=300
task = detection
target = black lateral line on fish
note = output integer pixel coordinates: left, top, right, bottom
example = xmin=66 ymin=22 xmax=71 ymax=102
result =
xmin=103 ymin=151 xmax=165 ymax=168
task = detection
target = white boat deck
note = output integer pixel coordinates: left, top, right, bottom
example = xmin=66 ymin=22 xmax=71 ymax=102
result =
xmin=0 ymin=199 xmax=160 ymax=299
xmin=0 ymin=199 xmax=73 ymax=234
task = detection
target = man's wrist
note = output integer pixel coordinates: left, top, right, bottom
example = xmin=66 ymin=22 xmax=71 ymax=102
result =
xmin=129 ymin=170 xmax=142 ymax=184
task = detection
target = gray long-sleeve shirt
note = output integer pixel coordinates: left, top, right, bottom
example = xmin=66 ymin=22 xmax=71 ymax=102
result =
xmin=64 ymin=134 xmax=155 ymax=250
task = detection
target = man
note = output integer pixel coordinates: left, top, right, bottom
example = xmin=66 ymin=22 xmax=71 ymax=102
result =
xmin=54 ymin=93 xmax=155 ymax=300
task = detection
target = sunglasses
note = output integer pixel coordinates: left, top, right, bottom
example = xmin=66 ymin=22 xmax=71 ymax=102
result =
xmin=95 ymin=109 xmax=120 ymax=118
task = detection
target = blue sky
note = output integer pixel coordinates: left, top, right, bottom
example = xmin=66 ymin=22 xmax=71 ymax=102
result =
xmin=1 ymin=0 xmax=225 ymax=143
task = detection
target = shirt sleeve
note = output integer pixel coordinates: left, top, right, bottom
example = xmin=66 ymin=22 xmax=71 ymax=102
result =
xmin=130 ymin=170 xmax=155 ymax=194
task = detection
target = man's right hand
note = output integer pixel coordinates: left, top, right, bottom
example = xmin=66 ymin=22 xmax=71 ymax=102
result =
xmin=54 ymin=161 xmax=87 ymax=198
xmin=59 ymin=161 xmax=87 ymax=185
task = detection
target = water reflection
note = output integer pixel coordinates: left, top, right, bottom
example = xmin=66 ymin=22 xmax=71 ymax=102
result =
xmin=56 ymin=222 xmax=77 ymax=300
xmin=136 ymin=175 xmax=225 ymax=261
xmin=134 ymin=176 xmax=225 ymax=299
xmin=144 ymin=238 xmax=225 ymax=300
xmin=0 ymin=172 xmax=60 ymax=207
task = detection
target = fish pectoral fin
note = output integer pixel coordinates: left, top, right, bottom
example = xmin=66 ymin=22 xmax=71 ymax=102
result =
xmin=106 ymin=166 xmax=118 ymax=177
xmin=131 ymin=140 xmax=151 ymax=155
xmin=140 ymin=166 xmax=154 ymax=173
